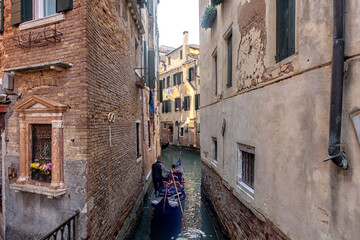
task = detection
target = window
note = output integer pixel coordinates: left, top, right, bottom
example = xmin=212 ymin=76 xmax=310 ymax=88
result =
xmin=0 ymin=0 xmax=4 ymax=33
xmin=34 ymin=0 xmax=56 ymax=19
xmin=237 ymin=144 xmax=255 ymax=191
xmin=183 ymin=96 xmax=190 ymax=111
xmin=196 ymin=122 xmax=200 ymax=134
xmin=162 ymin=102 xmax=165 ymax=113
xmin=214 ymin=53 xmax=218 ymax=95
xmin=227 ymin=34 xmax=232 ymax=88
xmin=276 ymin=0 xmax=295 ymax=62
xmin=166 ymin=76 xmax=170 ymax=88
xmin=180 ymin=50 xmax=183 ymax=59
xmin=163 ymin=123 xmax=167 ymax=129
xmin=31 ymin=124 xmax=52 ymax=183
xmin=168 ymin=56 xmax=171 ymax=65
xmin=175 ymin=97 xmax=181 ymax=111
xmin=11 ymin=0 xmax=73 ymax=25
xmin=164 ymin=100 xmax=171 ymax=113
xmin=136 ymin=122 xmax=141 ymax=157
xmin=180 ymin=127 xmax=184 ymax=137
xmin=212 ymin=138 xmax=217 ymax=163
xmin=195 ymin=94 xmax=200 ymax=110
xmin=11 ymin=96 xmax=68 ymax=197
xmin=189 ymin=67 xmax=195 ymax=81
xmin=148 ymin=121 xmax=151 ymax=148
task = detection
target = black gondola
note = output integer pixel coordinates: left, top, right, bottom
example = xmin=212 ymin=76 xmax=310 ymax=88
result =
xmin=151 ymin=159 xmax=185 ymax=215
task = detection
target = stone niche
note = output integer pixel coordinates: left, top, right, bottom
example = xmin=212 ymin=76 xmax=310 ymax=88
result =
xmin=10 ymin=95 xmax=68 ymax=198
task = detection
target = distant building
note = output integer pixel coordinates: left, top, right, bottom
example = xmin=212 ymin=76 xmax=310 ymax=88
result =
xmin=200 ymin=0 xmax=360 ymax=239
xmin=0 ymin=0 xmax=160 ymax=239
xmin=159 ymin=32 xmax=200 ymax=148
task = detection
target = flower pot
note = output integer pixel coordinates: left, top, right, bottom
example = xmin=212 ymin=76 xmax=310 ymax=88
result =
xmin=201 ymin=6 xmax=217 ymax=29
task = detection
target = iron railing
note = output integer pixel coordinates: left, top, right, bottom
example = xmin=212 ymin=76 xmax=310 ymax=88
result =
xmin=41 ymin=211 xmax=79 ymax=240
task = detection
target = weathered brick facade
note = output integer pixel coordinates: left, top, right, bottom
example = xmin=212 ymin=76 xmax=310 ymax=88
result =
xmin=0 ymin=0 xmax=159 ymax=239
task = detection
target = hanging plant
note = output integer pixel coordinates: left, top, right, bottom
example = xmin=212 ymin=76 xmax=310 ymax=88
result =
xmin=211 ymin=0 xmax=224 ymax=5
xmin=201 ymin=5 xmax=217 ymax=29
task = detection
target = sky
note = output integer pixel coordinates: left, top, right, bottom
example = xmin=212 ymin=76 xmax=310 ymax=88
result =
xmin=157 ymin=0 xmax=200 ymax=48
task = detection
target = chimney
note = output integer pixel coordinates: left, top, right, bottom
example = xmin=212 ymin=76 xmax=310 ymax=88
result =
xmin=183 ymin=31 xmax=189 ymax=46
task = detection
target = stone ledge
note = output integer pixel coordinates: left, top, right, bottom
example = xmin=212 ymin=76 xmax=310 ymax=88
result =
xmin=10 ymin=183 xmax=66 ymax=199
xmin=19 ymin=13 xmax=65 ymax=31
xmin=3 ymin=61 xmax=73 ymax=74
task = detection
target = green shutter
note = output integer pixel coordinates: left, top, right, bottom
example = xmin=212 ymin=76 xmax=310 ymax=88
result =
xmin=148 ymin=49 xmax=155 ymax=89
xmin=184 ymin=97 xmax=187 ymax=111
xmin=227 ymin=34 xmax=232 ymax=88
xmin=177 ymin=72 xmax=181 ymax=85
xmin=23 ymin=0 xmax=32 ymax=21
xmin=276 ymin=0 xmax=295 ymax=62
xmin=11 ymin=0 xmax=21 ymax=25
xmin=57 ymin=0 xmax=73 ymax=12
xmin=0 ymin=0 xmax=4 ymax=33
xmin=162 ymin=102 xmax=165 ymax=113
xmin=195 ymin=94 xmax=199 ymax=110
xmin=173 ymin=74 xmax=177 ymax=86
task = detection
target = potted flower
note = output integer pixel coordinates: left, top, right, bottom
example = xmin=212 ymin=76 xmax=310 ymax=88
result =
xmin=31 ymin=160 xmax=51 ymax=183
xmin=201 ymin=5 xmax=217 ymax=29
xmin=211 ymin=0 xmax=224 ymax=5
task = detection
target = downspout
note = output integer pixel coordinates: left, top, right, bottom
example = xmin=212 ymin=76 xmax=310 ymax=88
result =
xmin=324 ymin=0 xmax=348 ymax=169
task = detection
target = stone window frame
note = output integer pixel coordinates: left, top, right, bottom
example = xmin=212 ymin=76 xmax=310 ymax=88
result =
xmin=236 ymin=143 xmax=255 ymax=197
xmin=212 ymin=137 xmax=217 ymax=163
xmin=10 ymin=96 xmax=68 ymax=198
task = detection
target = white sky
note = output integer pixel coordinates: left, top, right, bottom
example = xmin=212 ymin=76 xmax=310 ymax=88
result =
xmin=158 ymin=0 xmax=200 ymax=48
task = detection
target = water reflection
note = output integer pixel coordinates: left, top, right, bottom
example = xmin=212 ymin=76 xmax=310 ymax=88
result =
xmin=132 ymin=147 xmax=218 ymax=240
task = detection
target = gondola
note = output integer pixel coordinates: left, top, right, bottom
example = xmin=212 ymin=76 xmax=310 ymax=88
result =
xmin=161 ymin=142 xmax=169 ymax=150
xmin=151 ymin=159 xmax=185 ymax=215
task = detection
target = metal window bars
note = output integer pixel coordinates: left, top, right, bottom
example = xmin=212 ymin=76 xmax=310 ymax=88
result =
xmin=13 ymin=24 xmax=62 ymax=48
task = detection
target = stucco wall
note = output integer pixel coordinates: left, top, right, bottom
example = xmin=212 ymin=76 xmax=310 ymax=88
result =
xmin=200 ymin=0 xmax=360 ymax=239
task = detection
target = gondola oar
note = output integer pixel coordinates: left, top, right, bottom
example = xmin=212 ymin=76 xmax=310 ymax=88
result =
xmin=171 ymin=169 xmax=188 ymax=231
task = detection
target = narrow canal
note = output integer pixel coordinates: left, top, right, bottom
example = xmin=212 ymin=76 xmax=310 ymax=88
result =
xmin=132 ymin=147 xmax=218 ymax=240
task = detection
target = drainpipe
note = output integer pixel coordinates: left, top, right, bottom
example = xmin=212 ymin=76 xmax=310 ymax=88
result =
xmin=324 ymin=0 xmax=348 ymax=170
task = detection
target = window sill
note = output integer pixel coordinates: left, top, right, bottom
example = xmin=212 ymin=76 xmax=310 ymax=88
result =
xmin=236 ymin=181 xmax=254 ymax=198
xmin=19 ymin=13 xmax=65 ymax=31
xmin=0 ymin=34 xmax=3 ymax=40
xmin=266 ymin=53 xmax=298 ymax=73
xmin=10 ymin=183 xmax=66 ymax=199
xmin=136 ymin=157 xmax=142 ymax=163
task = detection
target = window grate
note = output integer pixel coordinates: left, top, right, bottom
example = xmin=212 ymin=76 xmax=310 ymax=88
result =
xmin=32 ymin=124 xmax=52 ymax=183
xmin=241 ymin=151 xmax=254 ymax=189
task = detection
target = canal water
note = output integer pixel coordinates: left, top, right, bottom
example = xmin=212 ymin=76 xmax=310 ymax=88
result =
xmin=132 ymin=147 xmax=218 ymax=240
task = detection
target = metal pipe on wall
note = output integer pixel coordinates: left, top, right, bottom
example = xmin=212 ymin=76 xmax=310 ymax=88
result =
xmin=324 ymin=0 xmax=348 ymax=169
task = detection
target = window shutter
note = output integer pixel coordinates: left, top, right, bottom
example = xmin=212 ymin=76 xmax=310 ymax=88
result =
xmin=276 ymin=0 xmax=295 ymax=62
xmin=147 ymin=0 xmax=153 ymax=16
xmin=195 ymin=94 xmax=199 ymax=110
xmin=183 ymin=97 xmax=187 ymax=111
xmin=177 ymin=72 xmax=181 ymax=85
xmin=11 ymin=0 xmax=22 ymax=25
xmin=227 ymin=35 xmax=232 ymax=88
xmin=0 ymin=0 xmax=4 ymax=33
xmin=148 ymin=49 xmax=155 ymax=89
xmin=288 ymin=0 xmax=295 ymax=56
xmin=173 ymin=74 xmax=177 ymax=86
xmin=57 ymin=0 xmax=73 ymax=13
xmin=162 ymin=102 xmax=165 ymax=113
xmin=187 ymin=96 xmax=190 ymax=110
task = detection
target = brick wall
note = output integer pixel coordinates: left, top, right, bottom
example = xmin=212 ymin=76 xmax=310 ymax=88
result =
xmin=202 ymin=163 xmax=289 ymax=240
xmin=86 ymin=0 xmax=147 ymax=239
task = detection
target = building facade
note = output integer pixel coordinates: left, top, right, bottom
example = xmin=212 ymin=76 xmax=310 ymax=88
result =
xmin=159 ymin=32 xmax=200 ymax=148
xmin=0 ymin=0 xmax=160 ymax=239
xmin=200 ymin=0 xmax=360 ymax=239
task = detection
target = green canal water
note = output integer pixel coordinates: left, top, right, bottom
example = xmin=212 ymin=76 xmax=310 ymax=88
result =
xmin=132 ymin=147 xmax=218 ymax=240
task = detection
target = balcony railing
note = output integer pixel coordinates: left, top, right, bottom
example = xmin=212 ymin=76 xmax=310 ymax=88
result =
xmin=41 ymin=211 xmax=79 ymax=240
